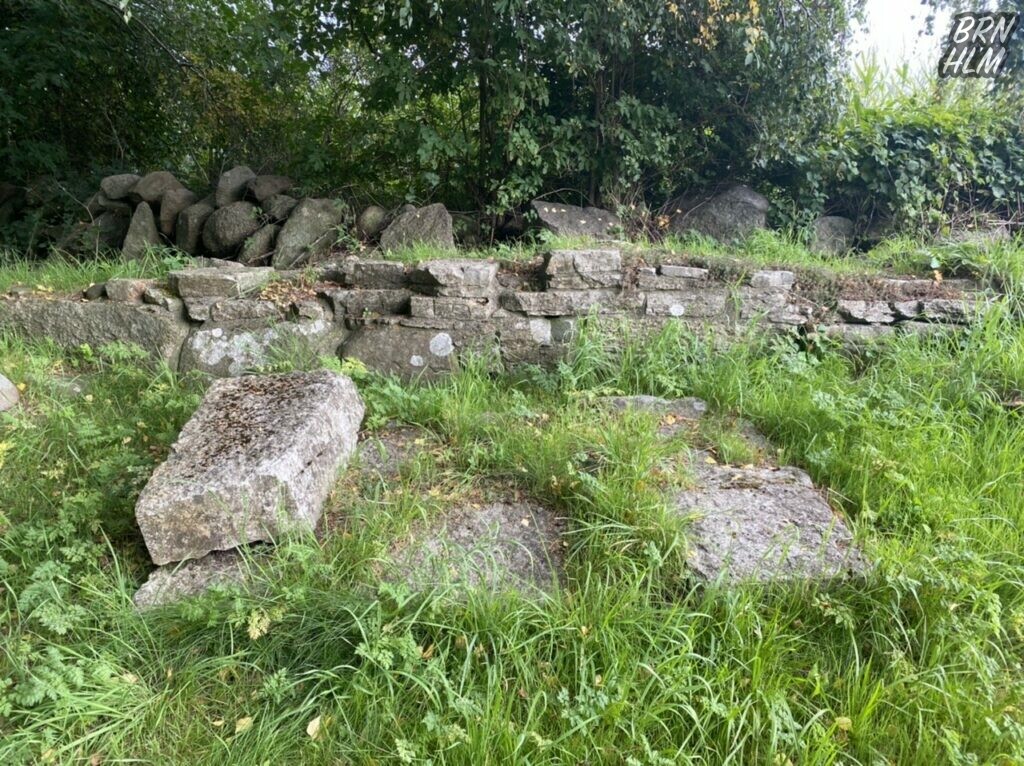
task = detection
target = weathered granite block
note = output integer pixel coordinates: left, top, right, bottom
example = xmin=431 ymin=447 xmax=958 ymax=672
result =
xmin=208 ymin=299 xmax=284 ymax=324
xmin=342 ymin=322 xmax=465 ymax=378
xmin=544 ymin=249 xmax=622 ymax=289
xmin=136 ymin=371 xmax=364 ymax=565
xmin=749 ymin=270 xmax=795 ymax=289
xmin=837 ymin=299 xmax=896 ymax=324
xmin=409 ymin=259 xmax=498 ymax=297
xmin=0 ymin=296 xmax=188 ymax=368
xmin=169 ymin=266 xmax=274 ymax=300
xmin=410 ymin=295 xmax=497 ymax=320
xmin=645 ymin=289 xmax=727 ymax=319
xmin=326 ymin=287 xmax=412 ymax=318
xmin=638 ymin=265 xmax=709 ymax=290
xmin=105 ymin=278 xmax=155 ymax=303
xmin=503 ymin=289 xmax=644 ymax=316
xmin=179 ymin=320 xmax=347 ymax=377
xmin=343 ymin=259 xmax=409 ymax=289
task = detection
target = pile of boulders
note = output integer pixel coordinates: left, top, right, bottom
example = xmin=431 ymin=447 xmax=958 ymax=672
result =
xmin=72 ymin=171 xmax=859 ymax=261
xmin=72 ymin=166 xmax=459 ymax=266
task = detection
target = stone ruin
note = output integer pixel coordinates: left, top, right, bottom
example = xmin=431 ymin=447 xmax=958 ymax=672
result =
xmin=130 ymin=377 xmax=868 ymax=608
xmin=0 ymin=247 xmax=992 ymax=382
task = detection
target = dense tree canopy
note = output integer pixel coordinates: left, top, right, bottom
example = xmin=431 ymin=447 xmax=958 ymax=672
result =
xmin=2 ymin=1 xmax=857 ymax=204
xmin=1 ymin=0 xmax=1022 ymax=246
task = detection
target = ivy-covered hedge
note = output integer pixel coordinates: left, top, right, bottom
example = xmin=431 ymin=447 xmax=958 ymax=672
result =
xmin=769 ymin=73 xmax=1024 ymax=234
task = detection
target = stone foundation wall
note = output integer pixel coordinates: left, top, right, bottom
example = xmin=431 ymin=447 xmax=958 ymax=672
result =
xmin=0 ymin=250 xmax=990 ymax=378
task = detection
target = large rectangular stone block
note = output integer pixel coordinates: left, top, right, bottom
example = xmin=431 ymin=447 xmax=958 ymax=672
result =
xmin=0 ymin=296 xmax=189 ymax=368
xmin=136 ymin=371 xmax=364 ymax=564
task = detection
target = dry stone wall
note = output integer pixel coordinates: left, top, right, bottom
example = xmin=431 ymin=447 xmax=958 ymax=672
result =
xmin=1 ymin=250 xmax=991 ymax=379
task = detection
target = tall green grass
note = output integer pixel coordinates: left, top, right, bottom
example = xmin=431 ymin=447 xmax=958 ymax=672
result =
xmin=2 ymin=264 xmax=1024 ymax=763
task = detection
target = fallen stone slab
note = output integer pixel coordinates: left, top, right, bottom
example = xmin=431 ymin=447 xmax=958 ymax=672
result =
xmin=676 ymin=463 xmax=867 ymax=584
xmin=135 ymin=370 xmax=365 ymax=565
xmin=133 ymin=549 xmax=248 ymax=610
xmin=390 ymin=501 xmax=567 ymax=593
xmin=351 ymin=423 xmax=430 ymax=484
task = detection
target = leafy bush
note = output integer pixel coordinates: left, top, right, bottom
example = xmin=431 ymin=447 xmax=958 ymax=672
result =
xmin=769 ymin=58 xmax=1024 ymax=234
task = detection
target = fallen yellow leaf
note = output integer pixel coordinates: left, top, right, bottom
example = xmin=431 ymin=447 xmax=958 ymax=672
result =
xmin=235 ymin=716 xmax=254 ymax=735
xmin=306 ymin=715 xmax=323 ymax=740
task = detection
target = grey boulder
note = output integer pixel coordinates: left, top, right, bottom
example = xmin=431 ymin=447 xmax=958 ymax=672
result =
xmin=133 ymin=171 xmax=185 ymax=205
xmin=84 ymin=212 xmax=130 ymax=251
xmin=175 ymin=198 xmax=216 ymax=255
xmin=158 ymin=188 xmax=198 ymax=237
xmin=0 ymin=372 xmax=19 ymax=412
xmin=238 ymin=224 xmax=280 ymax=266
xmin=357 ymin=205 xmax=388 ymax=238
xmin=215 ymin=165 xmax=257 ymax=207
xmin=273 ymin=198 xmax=345 ymax=269
xmin=135 ymin=370 xmax=365 ymax=565
xmin=669 ymin=184 xmax=768 ymax=243
xmin=247 ymin=175 xmax=294 ymax=203
xmin=530 ymin=200 xmax=621 ymax=239
xmin=811 ymin=216 xmax=855 ymax=255
xmin=202 ymin=201 xmax=261 ymax=256
xmin=99 ymin=173 xmax=141 ymax=200
xmin=380 ymin=203 xmax=454 ymax=252
xmin=263 ymin=194 xmax=298 ymax=222
xmin=122 ymin=202 xmax=162 ymax=259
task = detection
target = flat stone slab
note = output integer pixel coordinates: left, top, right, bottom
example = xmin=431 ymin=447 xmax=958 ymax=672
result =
xmin=136 ymin=371 xmax=364 ymax=564
xmin=133 ymin=549 xmax=247 ymax=610
xmin=168 ymin=265 xmax=274 ymax=300
xmin=391 ymin=501 xmax=567 ymax=593
xmin=676 ymin=463 xmax=867 ymax=584
xmin=601 ymin=395 xmax=708 ymax=436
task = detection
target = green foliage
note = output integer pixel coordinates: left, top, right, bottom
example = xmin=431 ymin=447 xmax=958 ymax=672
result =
xmin=770 ymin=56 xmax=1024 ymax=233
